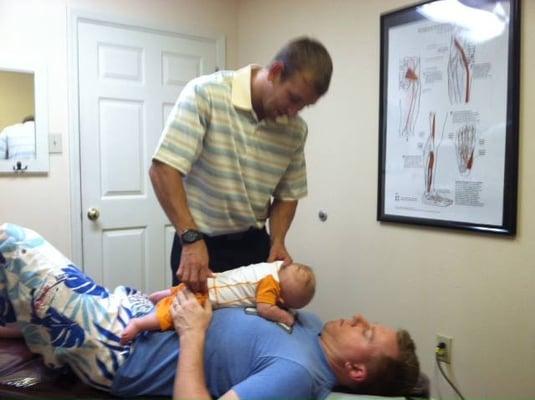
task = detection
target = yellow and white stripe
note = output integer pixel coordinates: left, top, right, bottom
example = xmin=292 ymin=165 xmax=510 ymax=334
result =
xmin=153 ymin=65 xmax=308 ymax=235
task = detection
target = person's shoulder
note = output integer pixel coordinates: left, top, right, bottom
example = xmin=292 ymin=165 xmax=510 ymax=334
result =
xmin=1 ymin=123 xmax=23 ymax=135
xmin=282 ymin=115 xmax=308 ymax=140
xmin=188 ymin=70 xmax=232 ymax=92
xmin=181 ymin=70 xmax=232 ymax=106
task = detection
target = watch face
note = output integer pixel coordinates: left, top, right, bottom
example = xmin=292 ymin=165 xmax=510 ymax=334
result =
xmin=182 ymin=229 xmax=202 ymax=244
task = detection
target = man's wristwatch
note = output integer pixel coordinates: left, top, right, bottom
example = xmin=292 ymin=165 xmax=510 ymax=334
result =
xmin=180 ymin=229 xmax=204 ymax=244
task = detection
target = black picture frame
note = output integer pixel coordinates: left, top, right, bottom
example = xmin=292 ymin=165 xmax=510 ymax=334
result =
xmin=377 ymin=0 xmax=520 ymax=235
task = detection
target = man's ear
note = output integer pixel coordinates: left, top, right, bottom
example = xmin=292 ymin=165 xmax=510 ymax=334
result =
xmin=345 ymin=361 xmax=367 ymax=383
xmin=267 ymin=61 xmax=284 ymax=82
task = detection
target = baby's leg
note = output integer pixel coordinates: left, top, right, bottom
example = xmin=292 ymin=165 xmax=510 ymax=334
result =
xmin=149 ymin=284 xmax=205 ymax=305
xmin=120 ymin=313 xmax=160 ymax=345
xmin=148 ymin=288 xmax=173 ymax=304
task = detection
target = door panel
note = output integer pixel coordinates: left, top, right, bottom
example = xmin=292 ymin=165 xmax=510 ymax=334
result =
xmin=78 ymin=20 xmax=219 ymax=292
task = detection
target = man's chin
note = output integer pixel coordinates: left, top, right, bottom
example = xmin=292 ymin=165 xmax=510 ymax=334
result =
xmin=267 ymin=109 xmax=285 ymax=119
xmin=269 ymin=114 xmax=290 ymax=124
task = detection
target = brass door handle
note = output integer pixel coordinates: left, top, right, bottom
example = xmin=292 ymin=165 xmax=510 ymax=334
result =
xmin=87 ymin=208 xmax=100 ymax=221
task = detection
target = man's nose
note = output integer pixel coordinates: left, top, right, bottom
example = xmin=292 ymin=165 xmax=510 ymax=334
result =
xmin=286 ymin=104 xmax=303 ymax=117
xmin=286 ymin=108 xmax=298 ymax=117
xmin=354 ymin=314 xmax=370 ymax=328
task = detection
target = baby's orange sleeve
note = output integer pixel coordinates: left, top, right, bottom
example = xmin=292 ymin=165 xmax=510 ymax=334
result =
xmin=255 ymin=275 xmax=280 ymax=305
xmin=155 ymin=284 xmax=208 ymax=331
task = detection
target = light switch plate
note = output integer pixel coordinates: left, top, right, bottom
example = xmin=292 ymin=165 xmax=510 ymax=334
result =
xmin=49 ymin=134 xmax=62 ymax=154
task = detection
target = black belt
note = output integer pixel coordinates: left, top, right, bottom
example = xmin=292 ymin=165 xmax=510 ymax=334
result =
xmin=206 ymin=227 xmax=265 ymax=241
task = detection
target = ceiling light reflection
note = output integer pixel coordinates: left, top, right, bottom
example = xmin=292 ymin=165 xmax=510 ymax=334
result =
xmin=417 ymin=0 xmax=508 ymax=43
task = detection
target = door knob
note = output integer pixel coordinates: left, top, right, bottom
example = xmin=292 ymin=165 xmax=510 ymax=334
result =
xmin=87 ymin=207 xmax=100 ymax=221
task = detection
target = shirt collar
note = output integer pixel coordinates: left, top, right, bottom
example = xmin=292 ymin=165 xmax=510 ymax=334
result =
xmin=231 ymin=64 xmax=256 ymax=111
xmin=231 ymin=64 xmax=290 ymax=124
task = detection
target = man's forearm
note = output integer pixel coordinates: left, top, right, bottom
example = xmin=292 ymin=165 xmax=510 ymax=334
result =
xmin=173 ymin=333 xmax=211 ymax=399
xmin=149 ymin=160 xmax=197 ymax=232
xmin=268 ymin=199 xmax=297 ymax=244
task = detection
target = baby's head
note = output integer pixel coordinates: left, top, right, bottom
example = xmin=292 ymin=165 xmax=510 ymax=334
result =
xmin=278 ymin=262 xmax=316 ymax=309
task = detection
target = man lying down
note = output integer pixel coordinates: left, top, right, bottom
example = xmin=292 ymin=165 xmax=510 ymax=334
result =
xmin=0 ymin=223 xmax=420 ymax=399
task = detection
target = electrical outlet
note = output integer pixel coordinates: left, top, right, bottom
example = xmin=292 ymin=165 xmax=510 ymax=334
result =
xmin=436 ymin=334 xmax=453 ymax=364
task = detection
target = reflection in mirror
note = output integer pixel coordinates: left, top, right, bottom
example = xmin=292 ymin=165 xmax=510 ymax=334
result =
xmin=0 ymin=61 xmax=48 ymax=175
xmin=0 ymin=70 xmax=36 ymax=160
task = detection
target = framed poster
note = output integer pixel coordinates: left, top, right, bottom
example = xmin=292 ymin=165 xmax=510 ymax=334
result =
xmin=377 ymin=0 xmax=520 ymax=235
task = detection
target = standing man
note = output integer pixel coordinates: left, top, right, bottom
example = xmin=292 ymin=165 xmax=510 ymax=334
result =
xmin=150 ymin=37 xmax=333 ymax=292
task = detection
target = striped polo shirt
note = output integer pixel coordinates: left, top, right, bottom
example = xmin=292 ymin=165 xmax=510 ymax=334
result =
xmin=0 ymin=121 xmax=36 ymax=159
xmin=153 ymin=65 xmax=308 ymax=236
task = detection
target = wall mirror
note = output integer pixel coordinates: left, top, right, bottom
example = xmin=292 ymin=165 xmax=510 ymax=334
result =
xmin=0 ymin=60 xmax=48 ymax=174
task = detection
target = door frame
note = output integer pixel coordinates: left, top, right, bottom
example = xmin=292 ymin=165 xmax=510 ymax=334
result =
xmin=68 ymin=9 xmax=226 ymax=266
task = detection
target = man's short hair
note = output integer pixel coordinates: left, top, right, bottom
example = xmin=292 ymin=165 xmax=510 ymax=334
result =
xmin=272 ymin=37 xmax=333 ymax=96
xmin=357 ymin=329 xmax=420 ymax=396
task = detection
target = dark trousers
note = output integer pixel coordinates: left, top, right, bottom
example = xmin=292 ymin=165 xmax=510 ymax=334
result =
xmin=170 ymin=227 xmax=270 ymax=285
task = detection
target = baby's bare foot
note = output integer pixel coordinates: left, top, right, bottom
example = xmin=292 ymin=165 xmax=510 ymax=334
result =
xmin=120 ymin=321 xmax=138 ymax=345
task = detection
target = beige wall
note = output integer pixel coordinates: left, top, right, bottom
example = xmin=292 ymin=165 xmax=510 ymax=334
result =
xmin=0 ymin=71 xmax=34 ymax=129
xmin=238 ymin=0 xmax=534 ymax=399
xmin=0 ymin=0 xmax=533 ymax=398
xmin=0 ymin=0 xmax=238 ymax=254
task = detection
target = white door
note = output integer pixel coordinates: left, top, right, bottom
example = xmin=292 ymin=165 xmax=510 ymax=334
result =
xmin=77 ymin=19 xmax=220 ymax=292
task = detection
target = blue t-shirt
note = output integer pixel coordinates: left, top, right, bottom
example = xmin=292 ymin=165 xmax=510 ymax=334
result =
xmin=111 ymin=308 xmax=337 ymax=399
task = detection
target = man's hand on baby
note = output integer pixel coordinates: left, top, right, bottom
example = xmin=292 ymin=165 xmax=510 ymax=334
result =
xmin=267 ymin=241 xmax=293 ymax=267
xmin=177 ymin=240 xmax=213 ymax=293
xmin=171 ymin=288 xmax=212 ymax=338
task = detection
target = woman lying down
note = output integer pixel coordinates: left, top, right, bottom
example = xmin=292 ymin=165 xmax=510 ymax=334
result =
xmin=0 ymin=223 xmax=420 ymax=399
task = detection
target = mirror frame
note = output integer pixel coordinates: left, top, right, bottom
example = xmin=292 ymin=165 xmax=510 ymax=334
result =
xmin=0 ymin=59 xmax=49 ymax=174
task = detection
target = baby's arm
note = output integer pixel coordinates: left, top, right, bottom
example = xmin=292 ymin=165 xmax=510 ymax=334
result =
xmin=256 ymin=302 xmax=295 ymax=326
xmin=148 ymin=288 xmax=173 ymax=304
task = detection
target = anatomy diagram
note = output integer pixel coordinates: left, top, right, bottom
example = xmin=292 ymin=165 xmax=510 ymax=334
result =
xmin=399 ymin=57 xmax=421 ymax=140
xmin=448 ymin=36 xmax=476 ymax=104
xmin=422 ymin=112 xmax=452 ymax=207
xmin=454 ymin=124 xmax=477 ymax=176
xmin=384 ymin=11 xmax=510 ymax=226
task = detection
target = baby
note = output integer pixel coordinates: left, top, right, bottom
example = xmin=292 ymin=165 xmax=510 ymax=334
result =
xmin=120 ymin=260 xmax=315 ymax=344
